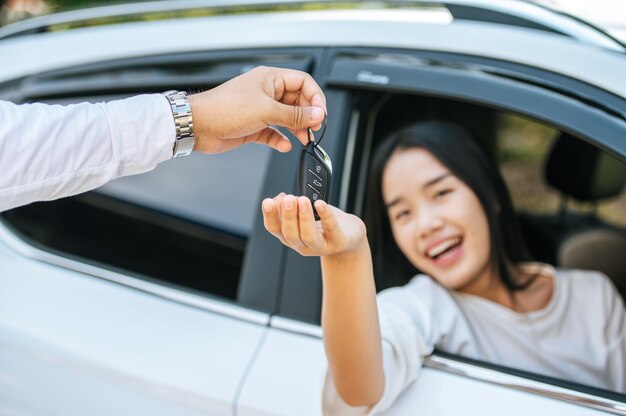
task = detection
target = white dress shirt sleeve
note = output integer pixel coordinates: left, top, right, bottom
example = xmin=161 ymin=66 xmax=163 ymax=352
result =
xmin=0 ymin=94 xmax=175 ymax=212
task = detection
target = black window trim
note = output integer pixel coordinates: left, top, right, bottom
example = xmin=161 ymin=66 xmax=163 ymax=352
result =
xmin=324 ymin=48 xmax=626 ymax=160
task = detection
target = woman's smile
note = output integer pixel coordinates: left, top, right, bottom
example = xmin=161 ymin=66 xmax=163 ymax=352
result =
xmin=383 ymin=147 xmax=494 ymax=292
xmin=424 ymin=236 xmax=464 ymax=268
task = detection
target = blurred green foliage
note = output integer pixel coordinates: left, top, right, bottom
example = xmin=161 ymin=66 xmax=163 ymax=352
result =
xmin=50 ymin=0 xmax=130 ymax=12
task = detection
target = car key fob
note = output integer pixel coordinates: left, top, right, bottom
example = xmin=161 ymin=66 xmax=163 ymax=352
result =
xmin=298 ymin=137 xmax=332 ymax=220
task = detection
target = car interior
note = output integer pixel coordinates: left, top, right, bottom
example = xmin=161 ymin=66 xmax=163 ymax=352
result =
xmin=345 ymin=90 xmax=626 ymax=301
xmin=526 ymin=132 xmax=626 ymax=295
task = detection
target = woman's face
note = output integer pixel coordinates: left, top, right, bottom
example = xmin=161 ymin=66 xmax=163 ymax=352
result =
xmin=382 ymin=147 xmax=494 ymax=292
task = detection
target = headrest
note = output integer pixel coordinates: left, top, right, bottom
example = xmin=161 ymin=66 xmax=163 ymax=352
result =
xmin=545 ymin=133 xmax=626 ymax=201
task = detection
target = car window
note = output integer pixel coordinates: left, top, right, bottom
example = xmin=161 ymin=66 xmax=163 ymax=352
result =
xmin=343 ymin=87 xmax=626 ymax=398
xmin=0 ymin=93 xmax=271 ymax=305
xmin=0 ymin=50 xmax=317 ymax=307
xmin=1 ymin=118 xmax=271 ymax=302
xmin=97 ymin=145 xmax=270 ymax=237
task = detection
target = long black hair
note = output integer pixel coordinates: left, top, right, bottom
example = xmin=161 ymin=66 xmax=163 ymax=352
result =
xmin=364 ymin=120 xmax=533 ymax=292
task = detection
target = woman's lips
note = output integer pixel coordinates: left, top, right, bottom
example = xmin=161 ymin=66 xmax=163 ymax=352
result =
xmin=430 ymin=239 xmax=463 ymax=268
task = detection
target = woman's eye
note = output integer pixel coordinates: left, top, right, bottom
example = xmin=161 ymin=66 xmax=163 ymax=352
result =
xmin=394 ymin=210 xmax=410 ymax=221
xmin=434 ymin=188 xmax=452 ymax=199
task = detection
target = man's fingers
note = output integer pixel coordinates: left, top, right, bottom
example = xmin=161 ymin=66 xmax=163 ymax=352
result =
xmin=273 ymin=68 xmax=327 ymax=107
xmin=268 ymin=101 xmax=325 ymax=133
xmin=279 ymin=91 xmax=304 ymax=107
xmin=246 ymin=126 xmax=292 ymax=152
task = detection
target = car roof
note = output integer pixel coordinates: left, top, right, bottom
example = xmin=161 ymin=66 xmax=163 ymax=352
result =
xmin=1 ymin=1 xmax=626 ymax=97
xmin=1 ymin=0 xmax=623 ymax=47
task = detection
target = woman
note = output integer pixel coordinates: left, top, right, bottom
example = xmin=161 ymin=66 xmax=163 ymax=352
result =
xmin=261 ymin=121 xmax=625 ymax=415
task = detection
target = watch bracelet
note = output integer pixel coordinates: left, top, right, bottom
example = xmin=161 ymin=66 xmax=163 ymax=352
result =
xmin=162 ymin=90 xmax=195 ymax=158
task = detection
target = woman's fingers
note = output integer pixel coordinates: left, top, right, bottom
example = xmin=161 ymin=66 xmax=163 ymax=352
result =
xmin=264 ymin=194 xmax=366 ymax=257
xmin=264 ymin=194 xmax=343 ymax=256
xmin=297 ymin=196 xmax=323 ymax=249
xmin=315 ymin=200 xmax=341 ymax=240
xmin=281 ymin=195 xmax=305 ymax=250
xmin=262 ymin=197 xmax=288 ymax=245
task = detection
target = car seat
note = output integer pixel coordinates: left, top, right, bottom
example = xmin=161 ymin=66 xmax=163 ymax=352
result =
xmin=543 ymin=133 xmax=626 ymax=295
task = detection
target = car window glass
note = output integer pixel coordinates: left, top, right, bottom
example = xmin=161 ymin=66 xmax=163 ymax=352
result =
xmin=1 ymin=92 xmax=271 ymax=304
xmin=98 ymin=145 xmax=270 ymax=237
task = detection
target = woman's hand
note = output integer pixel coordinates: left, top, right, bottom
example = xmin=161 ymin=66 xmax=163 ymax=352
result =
xmin=262 ymin=193 xmax=366 ymax=257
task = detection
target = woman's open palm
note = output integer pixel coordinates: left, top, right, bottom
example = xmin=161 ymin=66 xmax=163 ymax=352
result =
xmin=262 ymin=194 xmax=366 ymax=257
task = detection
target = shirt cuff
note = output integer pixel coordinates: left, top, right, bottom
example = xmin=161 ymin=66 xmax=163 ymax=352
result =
xmin=104 ymin=94 xmax=175 ymax=177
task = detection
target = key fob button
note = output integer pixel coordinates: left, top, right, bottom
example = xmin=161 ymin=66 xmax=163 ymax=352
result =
xmin=298 ymin=142 xmax=332 ymax=220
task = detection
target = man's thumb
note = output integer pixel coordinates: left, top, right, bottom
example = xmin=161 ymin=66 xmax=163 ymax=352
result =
xmin=269 ymin=102 xmax=325 ymax=130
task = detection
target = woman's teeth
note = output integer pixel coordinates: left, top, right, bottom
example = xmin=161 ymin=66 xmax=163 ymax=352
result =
xmin=427 ymin=237 xmax=462 ymax=259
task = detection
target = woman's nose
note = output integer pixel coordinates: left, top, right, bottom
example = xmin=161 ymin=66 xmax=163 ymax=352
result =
xmin=416 ymin=205 xmax=444 ymax=239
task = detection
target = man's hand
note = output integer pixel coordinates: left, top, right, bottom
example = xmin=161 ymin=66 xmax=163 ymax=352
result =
xmin=188 ymin=66 xmax=327 ymax=154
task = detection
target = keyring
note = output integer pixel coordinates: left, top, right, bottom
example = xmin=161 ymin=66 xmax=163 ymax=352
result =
xmin=307 ymin=114 xmax=328 ymax=147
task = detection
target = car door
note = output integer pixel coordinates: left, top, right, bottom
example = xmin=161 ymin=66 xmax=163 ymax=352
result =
xmin=236 ymin=45 xmax=626 ymax=415
xmin=0 ymin=232 xmax=268 ymax=416
xmin=0 ymin=50 xmax=317 ymax=416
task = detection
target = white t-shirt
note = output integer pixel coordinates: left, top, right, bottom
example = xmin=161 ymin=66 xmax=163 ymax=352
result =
xmin=323 ymin=264 xmax=626 ymax=415
xmin=0 ymin=95 xmax=174 ymax=212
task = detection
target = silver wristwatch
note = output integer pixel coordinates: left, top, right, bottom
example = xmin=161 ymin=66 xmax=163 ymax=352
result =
xmin=162 ymin=90 xmax=195 ymax=158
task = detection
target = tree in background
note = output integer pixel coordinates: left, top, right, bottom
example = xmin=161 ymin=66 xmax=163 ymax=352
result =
xmin=1 ymin=0 xmax=50 ymax=24
xmin=1 ymin=0 xmax=112 ymax=25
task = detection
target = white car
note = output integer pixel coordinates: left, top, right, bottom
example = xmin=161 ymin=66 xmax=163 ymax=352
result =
xmin=1 ymin=1 xmax=625 ymax=415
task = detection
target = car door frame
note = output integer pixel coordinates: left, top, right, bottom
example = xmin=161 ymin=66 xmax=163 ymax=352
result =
xmin=241 ymin=46 xmax=626 ymax=415
xmin=0 ymin=46 xmax=329 ymax=416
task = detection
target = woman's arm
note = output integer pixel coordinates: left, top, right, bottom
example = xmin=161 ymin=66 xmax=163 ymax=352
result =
xmin=321 ymin=240 xmax=384 ymax=406
xmin=262 ymin=194 xmax=384 ymax=407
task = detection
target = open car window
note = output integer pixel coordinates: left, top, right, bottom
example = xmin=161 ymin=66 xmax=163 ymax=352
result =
xmin=363 ymin=98 xmax=625 ymax=395
xmin=323 ymin=48 xmax=626 ymax=402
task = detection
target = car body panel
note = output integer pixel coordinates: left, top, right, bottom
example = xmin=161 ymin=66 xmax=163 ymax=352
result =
xmin=0 ymin=225 xmax=268 ymax=415
xmin=236 ymin=324 xmax=327 ymax=416
xmin=238 ymin=321 xmax=617 ymax=416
